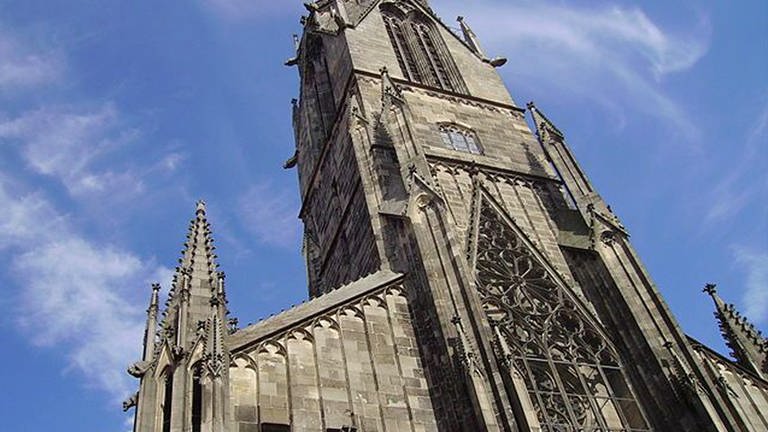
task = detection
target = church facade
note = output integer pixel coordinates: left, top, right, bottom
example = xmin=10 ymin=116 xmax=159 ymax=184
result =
xmin=125 ymin=1 xmax=768 ymax=431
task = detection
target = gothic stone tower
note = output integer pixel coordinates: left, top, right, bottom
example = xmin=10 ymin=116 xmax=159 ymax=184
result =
xmin=126 ymin=1 xmax=768 ymax=431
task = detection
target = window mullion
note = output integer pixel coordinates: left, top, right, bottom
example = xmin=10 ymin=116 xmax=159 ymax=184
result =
xmin=520 ymin=357 xmax=554 ymax=429
xmin=388 ymin=19 xmax=412 ymax=81
xmin=600 ymin=366 xmax=637 ymax=430
xmin=547 ymin=357 xmax=582 ymax=429
xmin=421 ymin=29 xmax=450 ymax=90
xmin=404 ymin=22 xmax=432 ymax=86
xmin=576 ymin=363 xmax=612 ymax=431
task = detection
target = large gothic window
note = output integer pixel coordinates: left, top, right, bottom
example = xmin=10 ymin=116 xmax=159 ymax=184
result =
xmin=381 ymin=4 xmax=466 ymax=93
xmin=472 ymin=197 xmax=651 ymax=431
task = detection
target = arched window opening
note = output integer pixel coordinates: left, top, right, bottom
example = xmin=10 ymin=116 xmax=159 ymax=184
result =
xmin=381 ymin=6 xmax=465 ymax=93
xmin=411 ymin=20 xmax=453 ymax=91
xmin=191 ymin=366 xmax=203 ymax=432
xmin=383 ymin=13 xmax=422 ymax=83
xmin=439 ymin=124 xmax=482 ymax=155
xmin=161 ymin=370 xmax=174 ymax=432
xmin=475 ymin=201 xmax=652 ymax=431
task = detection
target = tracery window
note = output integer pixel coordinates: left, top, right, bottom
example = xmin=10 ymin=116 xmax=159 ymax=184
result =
xmin=381 ymin=4 xmax=466 ymax=93
xmin=473 ymin=199 xmax=651 ymax=431
xmin=439 ymin=124 xmax=482 ymax=154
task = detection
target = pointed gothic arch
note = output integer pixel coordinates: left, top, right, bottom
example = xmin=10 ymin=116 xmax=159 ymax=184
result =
xmin=191 ymin=363 xmax=203 ymax=432
xmin=159 ymin=367 xmax=174 ymax=432
xmin=468 ymin=187 xmax=652 ymax=431
xmin=380 ymin=2 xmax=466 ymax=93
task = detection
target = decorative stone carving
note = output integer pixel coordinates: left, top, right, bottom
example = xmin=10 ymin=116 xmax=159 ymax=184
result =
xmin=473 ymin=196 xmax=650 ymax=430
xmin=122 ymin=392 xmax=138 ymax=412
xmin=127 ymin=360 xmax=152 ymax=378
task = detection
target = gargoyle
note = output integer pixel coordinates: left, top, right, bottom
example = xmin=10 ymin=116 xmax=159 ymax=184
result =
xmin=127 ymin=360 xmax=152 ymax=378
xmin=122 ymin=392 xmax=138 ymax=412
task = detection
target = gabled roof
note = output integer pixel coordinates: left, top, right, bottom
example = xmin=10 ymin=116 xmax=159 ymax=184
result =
xmin=227 ymin=269 xmax=404 ymax=352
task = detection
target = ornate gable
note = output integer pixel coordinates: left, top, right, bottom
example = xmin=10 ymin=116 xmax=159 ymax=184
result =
xmin=468 ymin=189 xmax=652 ymax=431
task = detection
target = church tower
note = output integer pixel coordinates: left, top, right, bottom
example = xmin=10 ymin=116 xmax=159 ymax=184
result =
xmin=127 ymin=1 xmax=768 ymax=431
xmin=286 ymin=0 xmax=763 ymax=430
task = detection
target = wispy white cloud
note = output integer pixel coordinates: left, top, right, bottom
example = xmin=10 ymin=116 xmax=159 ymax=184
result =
xmin=444 ymin=0 xmax=709 ymax=140
xmin=0 ymin=28 xmax=63 ymax=91
xmin=237 ymin=182 xmax=301 ymax=249
xmin=0 ymin=104 xmax=146 ymax=198
xmin=704 ymin=99 xmax=768 ymax=225
xmin=732 ymin=247 xmax=768 ymax=324
xmin=0 ymin=188 xmax=64 ymax=248
xmin=15 ymin=239 xmax=147 ymax=397
xmin=0 ymin=178 xmax=170 ymax=403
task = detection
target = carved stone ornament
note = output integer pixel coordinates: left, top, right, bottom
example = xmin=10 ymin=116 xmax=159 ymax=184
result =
xmin=127 ymin=360 xmax=152 ymax=378
xmin=122 ymin=392 xmax=138 ymax=412
xmin=599 ymin=229 xmax=617 ymax=245
xmin=473 ymin=197 xmax=651 ymax=430
xmin=414 ymin=193 xmax=432 ymax=209
xmin=171 ymin=345 xmax=185 ymax=360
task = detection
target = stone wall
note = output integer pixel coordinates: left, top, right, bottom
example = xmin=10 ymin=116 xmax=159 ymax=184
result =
xmin=228 ymin=276 xmax=438 ymax=432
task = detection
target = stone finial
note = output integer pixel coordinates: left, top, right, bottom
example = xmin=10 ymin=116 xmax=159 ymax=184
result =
xmin=196 ymin=200 xmax=207 ymax=215
xmin=149 ymin=283 xmax=161 ymax=309
xmin=703 ymin=283 xmax=717 ymax=296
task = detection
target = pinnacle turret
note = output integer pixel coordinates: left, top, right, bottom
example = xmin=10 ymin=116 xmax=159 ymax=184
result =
xmin=157 ymin=200 xmax=230 ymax=352
xmin=142 ymin=283 xmax=161 ymax=362
xmin=704 ymin=284 xmax=767 ymax=379
xmin=528 ymin=101 xmax=565 ymax=140
xmin=129 ymin=201 xmax=233 ymax=431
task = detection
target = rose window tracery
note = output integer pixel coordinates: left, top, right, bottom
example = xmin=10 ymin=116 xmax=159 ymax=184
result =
xmin=473 ymin=199 xmax=651 ymax=431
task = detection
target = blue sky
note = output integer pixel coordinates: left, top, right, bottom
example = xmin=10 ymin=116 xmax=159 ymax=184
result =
xmin=0 ymin=0 xmax=765 ymax=430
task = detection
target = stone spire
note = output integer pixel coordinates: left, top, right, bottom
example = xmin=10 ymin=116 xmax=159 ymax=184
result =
xmin=166 ymin=199 xmax=227 ymax=350
xmin=704 ymin=284 xmax=767 ymax=379
xmin=528 ymin=101 xmax=565 ymax=140
xmin=142 ymin=283 xmax=161 ymax=362
xmin=128 ymin=201 xmax=232 ymax=432
xmin=528 ymin=102 xmax=598 ymax=206
xmin=457 ymin=16 xmax=486 ymax=58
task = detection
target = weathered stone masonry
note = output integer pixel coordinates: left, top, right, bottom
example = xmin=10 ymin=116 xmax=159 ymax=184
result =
xmin=126 ymin=1 xmax=768 ymax=431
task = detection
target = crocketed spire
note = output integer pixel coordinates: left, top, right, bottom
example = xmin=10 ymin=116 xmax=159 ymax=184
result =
xmin=704 ymin=284 xmax=767 ymax=379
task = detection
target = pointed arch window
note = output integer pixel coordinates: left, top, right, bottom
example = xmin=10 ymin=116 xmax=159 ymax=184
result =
xmin=439 ymin=123 xmax=482 ymax=155
xmin=472 ymin=198 xmax=652 ymax=431
xmin=383 ymin=13 xmax=422 ymax=84
xmin=191 ymin=365 xmax=203 ymax=432
xmin=381 ymin=5 xmax=466 ymax=93
xmin=161 ymin=369 xmax=174 ymax=432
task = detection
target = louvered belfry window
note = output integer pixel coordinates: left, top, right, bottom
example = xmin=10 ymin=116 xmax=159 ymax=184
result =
xmin=381 ymin=4 xmax=466 ymax=93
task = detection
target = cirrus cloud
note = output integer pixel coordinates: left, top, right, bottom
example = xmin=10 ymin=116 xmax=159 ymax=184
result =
xmin=441 ymin=0 xmax=710 ymax=141
xmin=0 ymin=28 xmax=63 ymax=92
